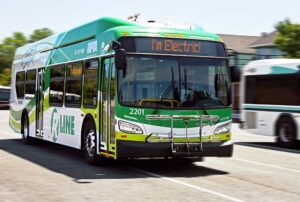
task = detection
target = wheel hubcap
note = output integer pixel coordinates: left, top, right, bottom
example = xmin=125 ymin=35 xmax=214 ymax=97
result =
xmin=24 ymin=122 xmax=28 ymax=138
xmin=86 ymin=130 xmax=96 ymax=157
xmin=279 ymin=123 xmax=293 ymax=142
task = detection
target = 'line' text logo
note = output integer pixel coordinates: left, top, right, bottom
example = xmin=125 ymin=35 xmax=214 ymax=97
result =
xmin=51 ymin=109 xmax=75 ymax=142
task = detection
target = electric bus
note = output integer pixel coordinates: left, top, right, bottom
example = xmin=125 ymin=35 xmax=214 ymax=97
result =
xmin=240 ymin=59 xmax=300 ymax=148
xmin=9 ymin=17 xmax=234 ymax=164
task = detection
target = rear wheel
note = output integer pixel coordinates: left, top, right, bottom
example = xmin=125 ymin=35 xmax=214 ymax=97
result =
xmin=276 ymin=117 xmax=297 ymax=148
xmin=22 ymin=115 xmax=33 ymax=144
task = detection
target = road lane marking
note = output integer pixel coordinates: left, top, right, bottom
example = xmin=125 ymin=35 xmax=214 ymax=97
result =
xmin=233 ymin=158 xmax=300 ymax=173
xmin=235 ymin=143 xmax=300 ymax=154
xmin=128 ymin=167 xmax=245 ymax=202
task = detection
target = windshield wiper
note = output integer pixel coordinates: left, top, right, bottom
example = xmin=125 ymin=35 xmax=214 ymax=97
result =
xmin=182 ymin=67 xmax=208 ymax=115
xmin=152 ymin=66 xmax=175 ymax=114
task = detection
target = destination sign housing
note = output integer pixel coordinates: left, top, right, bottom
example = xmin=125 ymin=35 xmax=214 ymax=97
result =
xmin=119 ymin=37 xmax=226 ymax=57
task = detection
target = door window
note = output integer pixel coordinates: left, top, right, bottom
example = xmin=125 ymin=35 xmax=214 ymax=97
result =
xmin=110 ymin=63 xmax=116 ymax=144
xmin=83 ymin=60 xmax=98 ymax=108
xmin=25 ymin=69 xmax=36 ymax=99
xmin=16 ymin=71 xmax=25 ymax=99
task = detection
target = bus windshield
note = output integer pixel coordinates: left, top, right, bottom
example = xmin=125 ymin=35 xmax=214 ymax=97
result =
xmin=118 ymin=56 xmax=231 ymax=109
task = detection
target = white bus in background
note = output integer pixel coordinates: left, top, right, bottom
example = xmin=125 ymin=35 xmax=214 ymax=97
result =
xmin=0 ymin=85 xmax=11 ymax=109
xmin=240 ymin=59 xmax=300 ymax=148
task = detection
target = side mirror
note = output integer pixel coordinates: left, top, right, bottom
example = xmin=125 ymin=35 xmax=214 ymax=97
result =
xmin=115 ymin=49 xmax=126 ymax=69
xmin=230 ymin=65 xmax=240 ymax=82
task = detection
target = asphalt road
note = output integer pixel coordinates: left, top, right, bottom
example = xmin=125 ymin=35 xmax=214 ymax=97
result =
xmin=0 ymin=110 xmax=299 ymax=202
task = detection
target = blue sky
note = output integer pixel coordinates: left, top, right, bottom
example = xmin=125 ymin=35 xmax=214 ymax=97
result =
xmin=1 ymin=0 xmax=299 ymax=40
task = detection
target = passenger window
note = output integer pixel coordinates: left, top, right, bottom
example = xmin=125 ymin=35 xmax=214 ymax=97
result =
xmin=65 ymin=62 xmax=83 ymax=107
xmin=83 ymin=60 xmax=98 ymax=108
xmin=50 ymin=65 xmax=65 ymax=106
xmin=246 ymin=74 xmax=300 ymax=105
xmin=16 ymin=71 xmax=25 ymax=99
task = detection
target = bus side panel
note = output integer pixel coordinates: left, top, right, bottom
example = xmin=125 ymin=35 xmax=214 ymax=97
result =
xmin=242 ymin=110 xmax=278 ymax=136
xmin=43 ymin=107 xmax=84 ymax=149
xmin=243 ymin=109 xmax=300 ymax=140
xmin=9 ymin=92 xmax=32 ymax=133
xmin=25 ymin=97 xmax=37 ymax=138
xmin=9 ymin=103 xmax=24 ymax=133
xmin=9 ymin=69 xmax=24 ymax=133
xmin=256 ymin=111 xmax=279 ymax=136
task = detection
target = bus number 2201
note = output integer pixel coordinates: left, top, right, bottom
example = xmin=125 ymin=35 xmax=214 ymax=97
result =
xmin=129 ymin=108 xmax=144 ymax=115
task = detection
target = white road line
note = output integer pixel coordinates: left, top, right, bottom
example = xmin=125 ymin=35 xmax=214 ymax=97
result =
xmin=235 ymin=143 xmax=300 ymax=155
xmin=233 ymin=158 xmax=300 ymax=173
xmin=128 ymin=167 xmax=245 ymax=202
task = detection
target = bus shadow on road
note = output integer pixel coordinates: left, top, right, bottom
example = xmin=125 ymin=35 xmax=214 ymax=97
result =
xmin=0 ymin=138 xmax=229 ymax=182
xmin=235 ymin=142 xmax=300 ymax=154
xmin=122 ymin=160 xmax=229 ymax=178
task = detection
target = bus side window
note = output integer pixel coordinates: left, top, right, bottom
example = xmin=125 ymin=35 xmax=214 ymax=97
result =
xmin=16 ymin=71 xmax=25 ymax=99
xmin=246 ymin=75 xmax=299 ymax=105
xmin=83 ymin=59 xmax=98 ymax=108
xmin=50 ymin=65 xmax=65 ymax=106
xmin=25 ymin=69 xmax=36 ymax=99
xmin=65 ymin=62 xmax=83 ymax=108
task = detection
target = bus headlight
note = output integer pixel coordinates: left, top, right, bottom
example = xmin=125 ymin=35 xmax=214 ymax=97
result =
xmin=118 ymin=121 xmax=143 ymax=134
xmin=214 ymin=122 xmax=231 ymax=134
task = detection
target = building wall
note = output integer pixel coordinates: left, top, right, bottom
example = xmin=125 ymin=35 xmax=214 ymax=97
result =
xmin=255 ymin=47 xmax=283 ymax=59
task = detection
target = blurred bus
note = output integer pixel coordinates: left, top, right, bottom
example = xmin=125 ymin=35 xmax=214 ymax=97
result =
xmin=0 ymin=85 xmax=10 ymax=109
xmin=240 ymin=59 xmax=300 ymax=148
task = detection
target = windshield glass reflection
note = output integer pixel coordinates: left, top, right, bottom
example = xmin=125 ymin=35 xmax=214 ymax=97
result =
xmin=118 ymin=56 xmax=230 ymax=109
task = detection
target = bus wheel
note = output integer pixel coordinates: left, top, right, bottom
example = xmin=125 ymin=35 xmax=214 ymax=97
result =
xmin=276 ymin=117 xmax=296 ymax=148
xmin=22 ymin=115 xmax=32 ymax=144
xmin=84 ymin=121 xmax=99 ymax=165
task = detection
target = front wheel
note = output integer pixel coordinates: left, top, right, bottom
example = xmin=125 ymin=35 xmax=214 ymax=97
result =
xmin=84 ymin=121 xmax=101 ymax=165
xmin=276 ymin=117 xmax=297 ymax=148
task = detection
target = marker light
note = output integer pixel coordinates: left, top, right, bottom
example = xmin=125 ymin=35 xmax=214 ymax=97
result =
xmin=118 ymin=121 xmax=143 ymax=134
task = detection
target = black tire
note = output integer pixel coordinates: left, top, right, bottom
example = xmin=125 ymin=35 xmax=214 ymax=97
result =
xmin=84 ymin=121 xmax=101 ymax=165
xmin=22 ymin=115 xmax=33 ymax=144
xmin=276 ymin=116 xmax=297 ymax=148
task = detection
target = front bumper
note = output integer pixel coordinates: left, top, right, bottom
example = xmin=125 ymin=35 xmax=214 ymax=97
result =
xmin=116 ymin=140 xmax=233 ymax=159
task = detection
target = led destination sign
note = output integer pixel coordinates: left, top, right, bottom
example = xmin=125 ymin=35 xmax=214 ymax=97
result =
xmin=152 ymin=39 xmax=201 ymax=54
xmin=119 ymin=37 xmax=226 ymax=57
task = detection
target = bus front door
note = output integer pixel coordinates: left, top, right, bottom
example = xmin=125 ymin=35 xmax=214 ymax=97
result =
xmin=36 ymin=68 xmax=44 ymax=137
xmin=100 ymin=58 xmax=116 ymax=152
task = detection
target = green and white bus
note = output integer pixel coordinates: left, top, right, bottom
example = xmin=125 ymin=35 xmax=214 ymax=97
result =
xmin=10 ymin=17 xmax=234 ymax=164
xmin=240 ymin=59 xmax=300 ymax=148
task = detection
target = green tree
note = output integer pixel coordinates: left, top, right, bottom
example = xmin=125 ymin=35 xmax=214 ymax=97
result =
xmin=0 ymin=32 xmax=27 ymax=85
xmin=274 ymin=19 xmax=300 ymax=58
xmin=2 ymin=32 xmax=27 ymax=47
xmin=29 ymin=28 xmax=53 ymax=43
xmin=0 ymin=68 xmax=11 ymax=86
xmin=0 ymin=32 xmax=27 ymax=69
